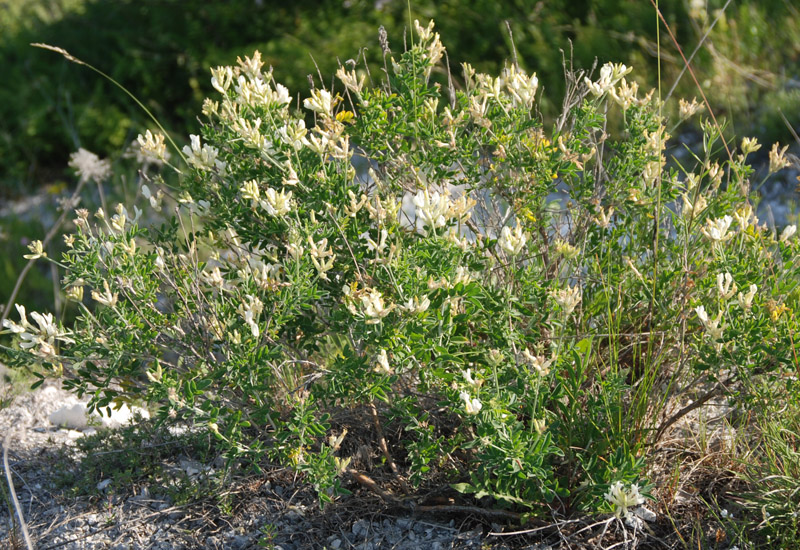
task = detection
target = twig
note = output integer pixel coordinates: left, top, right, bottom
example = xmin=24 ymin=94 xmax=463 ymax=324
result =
xmin=347 ymin=467 xmax=539 ymax=524
xmin=654 ymin=376 xmax=733 ymax=442
xmin=3 ymin=431 xmax=34 ymax=550
xmin=369 ymin=402 xmax=408 ymax=493
xmin=347 ymin=467 xmax=399 ymax=503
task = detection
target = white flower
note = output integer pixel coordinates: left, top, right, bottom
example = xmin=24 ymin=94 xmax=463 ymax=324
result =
xmin=498 ymin=225 xmax=528 ymax=256
xmin=2 ymin=304 xmax=29 ymax=334
xmin=66 ymin=284 xmax=84 ymax=302
xmin=110 ymin=203 xmax=129 ymax=233
xmin=277 ymin=120 xmax=308 ymax=151
xmin=238 ymin=295 xmax=263 ymax=338
xmin=236 ymin=51 xmax=265 ymax=79
xmin=780 ymin=224 xmax=797 ymax=243
xmin=502 ymin=64 xmax=538 ymax=109
xmin=362 ymin=229 xmax=388 ymax=254
xmin=210 ymin=65 xmax=234 ymax=95
xmin=183 ymin=135 xmax=226 ymax=173
xmin=740 ymin=137 xmax=761 ymax=155
xmin=610 ymin=78 xmax=639 ymax=110
xmin=681 ymin=193 xmax=707 ymax=219
xmin=345 ymin=190 xmax=368 ymax=217
xmin=307 ymin=237 xmax=334 ymax=279
xmin=201 ymin=266 xmax=226 ymax=289
xmin=304 ymin=88 xmax=335 ymax=117
xmin=695 ymin=305 xmax=723 ymax=341
xmin=141 ymin=184 xmax=164 ymax=212
xmin=336 ymin=66 xmax=366 ymax=94
xmin=459 ymin=391 xmax=482 ymax=415
xmin=769 ymin=143 xmax=791 ymax=174
xmin=23 ymin=240 xmax=46 ymax=260
xmin=701 ymin=216 xmax=734 ymax=242
xmin=716 ymin=273 xmax=737 ymax=301
xmin=552 ymin=285 xmax=582 ymax=315
xmin=594 ymin=206 xmax=614 ymax=228
xmin=6 ymin=306 xmax=73 ymax=360
xmin=463 ymin=369 xmax=479 ymax=387
xmin=401 ymin=296 xmax=431 ymax=315
xmin=584 ymin=62 xmax=632 ymax=97
xmin=678 ymin=97 xmax=704 ymax=119
xmin=136 ymin=130 xmax=169 ymax=163
xmin=605 ymin=481 xmax=645 ymax=518
xmin=737 ymin=284 xmax=757 ymax=311
xmin=695 ymin=305 xmax=709 ymax=324
xmin=360 ymin=289 xmax=394 ymax=324
xmin=522 ymin=350 xmax=552 ymax=376
xmin=240 ymin=179 xmax=260 ymax=205
xmin=91 ymin=280 xmax=118 ymax=307
xmin=375 ymin=349 xmax=392 ymax=374
xmin=413 ymin=188 xmax=451 ymax=231
xmin=69 ymin=148 xmax=112 ymax=183
xmin=263 ymin=188 xmax=294 ymax=217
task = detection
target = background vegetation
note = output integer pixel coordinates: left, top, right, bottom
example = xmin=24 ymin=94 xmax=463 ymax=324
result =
xmin=2 ymin=0 xmax=800 ymax=198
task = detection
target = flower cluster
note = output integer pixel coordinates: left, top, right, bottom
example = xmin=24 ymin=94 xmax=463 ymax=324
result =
xmin=2 ymin=304 xmax=73 ymax=359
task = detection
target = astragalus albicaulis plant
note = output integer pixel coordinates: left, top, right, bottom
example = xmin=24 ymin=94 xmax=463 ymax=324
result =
xmin=3 ymin=20 xmax=800 ymax=517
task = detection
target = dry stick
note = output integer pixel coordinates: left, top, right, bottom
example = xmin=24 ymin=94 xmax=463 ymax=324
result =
xmin=3 ymin=432 xmax=33 ymax=550
xmin=368 ymin=402 xmax=403 ymax=484
xmin=648 ymin=0 xmax=732 ymax=162
xmin=1 ymin=178 xmax=87 ymax=329
xmin=654 ymin=375 xmax=734 ymax=442
xmin=347 ymin=467 xmax=535 ymax=524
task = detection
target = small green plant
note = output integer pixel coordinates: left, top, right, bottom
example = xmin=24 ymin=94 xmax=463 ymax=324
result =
xmin=53 ymin=418 xmax=220 ymax=506
xmin=730 ymin=381 xmax=800 ymax=547
xmin=3 ymin=20 xmax=800 ymax=522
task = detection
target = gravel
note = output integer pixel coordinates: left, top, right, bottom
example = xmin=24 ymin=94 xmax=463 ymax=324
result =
xmin=0 ymin=382 xmax=494 ymax=550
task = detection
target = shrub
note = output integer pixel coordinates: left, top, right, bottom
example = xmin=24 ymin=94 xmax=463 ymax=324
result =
xmin=3 ymin=20 xmax=800 ymax=518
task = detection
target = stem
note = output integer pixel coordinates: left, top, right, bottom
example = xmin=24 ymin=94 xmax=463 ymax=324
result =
xmin=1 ymin=178 xmax=87 ymax=328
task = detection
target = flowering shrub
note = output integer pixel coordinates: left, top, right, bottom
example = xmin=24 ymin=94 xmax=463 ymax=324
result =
xmin=3 ymin=20 xmax=800 ymax=517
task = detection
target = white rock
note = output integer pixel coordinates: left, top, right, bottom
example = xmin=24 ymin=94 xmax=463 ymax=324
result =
xmin=95 ymin=404 xmax=150 ymax=428
xmin=97 ymin=479 xmax=112 ymax=491
xmin=631 ymin=505 xmax=656 ymax=522
xmin=49 ymin=403 xmax=90 ymax=430
xmin=49 ymin=402 xmax=150 ymax=430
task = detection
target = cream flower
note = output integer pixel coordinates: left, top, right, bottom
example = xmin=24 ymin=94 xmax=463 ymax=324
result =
xmin=263 ymin=188 xmax=294 ymax=217
xmin=459 ymin=391 xmax=482 ymax=415
xmin=769 ymin=143 xmax=791 ymax=174
xmin=552 ymin=285 xmax=582 ymax=315
xmin=780 ymin=224 xmax=797 ymax=243
xmin=522 ymin=350 xmax=553 ymax=376
xmin=136 ymin=130 xmax=169 ymax=163
xmin=304 ymin=88 xmax=335 ymax=118
xmin=336 ymin=66 xmax=366 ymax=94
xmin=375 ymin=349 xmax=392 ymax=374
xmin=360 ymin=289 xmax=394 ymax=324
xmin=716 ymin=273 xmax=737 ymax=301
xmin=413 ymin=188 xmax=450 ymax=230
xmin=605 ymin=481 xmax=645 ymax=518
xmin=737 ymin=284 xmax=757 ymax=310
xmin=678 ymin=97 xmax=704 ymax=119
xmin=23 ymin=240 xmax=46 ymax=260
xmin=402 ymin=296 xmax=431 ymax=315
xmin=740 ymin=137 xmax=761 ymax=155
xmin=498 ymin=225 xmax=528 ymax=256
xmin=701 ymin=216 xmax=734 ymax=242
xmin=91 ymin=280 xmax=118 ymax=308
xmin=183 ymin=135 xmax=226 ymax=173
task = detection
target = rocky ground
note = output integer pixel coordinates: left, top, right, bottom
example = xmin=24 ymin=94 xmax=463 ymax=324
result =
xmin=0 ymin=379 xmax=706 ymax=550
